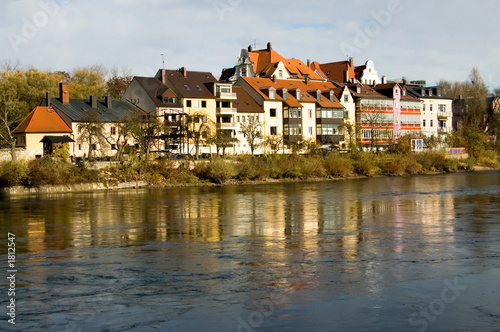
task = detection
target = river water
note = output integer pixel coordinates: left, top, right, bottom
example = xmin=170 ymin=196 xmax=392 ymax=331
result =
xmin=1 ymin=172 xmax=500 ymax=332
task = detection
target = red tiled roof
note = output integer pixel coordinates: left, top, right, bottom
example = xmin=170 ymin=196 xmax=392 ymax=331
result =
xmin=12 ymin=106 xmax=72 ymax=134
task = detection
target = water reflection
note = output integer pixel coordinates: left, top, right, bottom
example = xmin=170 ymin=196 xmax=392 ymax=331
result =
xmin=1 ymin=172 xmax=500 ymax=330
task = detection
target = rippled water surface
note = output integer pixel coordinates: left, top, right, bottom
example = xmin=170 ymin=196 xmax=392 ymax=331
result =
xmin=1 ymin=172 xmax=500 ymax=331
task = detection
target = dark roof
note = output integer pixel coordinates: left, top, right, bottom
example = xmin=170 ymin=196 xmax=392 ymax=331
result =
xmin=42 ymin=97 xmax=143 ymax=123
xmin=233 ymin=87 xmax=265 ymax=113
xmin=220 ymin=67 xmax=236 ymax=82
xmin=158 ymin=69 xmax=217 ymax=99
xmin=40 ymin=135 xmax=74 ymax=143
xmin=132 ymin=77 xmax=183 ymax=108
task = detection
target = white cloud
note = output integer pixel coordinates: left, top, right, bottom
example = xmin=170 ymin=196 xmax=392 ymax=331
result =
xmin=0 ymin=0 xmax=499 ymax=89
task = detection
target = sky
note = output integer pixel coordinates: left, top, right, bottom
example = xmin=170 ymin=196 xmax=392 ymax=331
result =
xmin=1 ymin=0 xmax=499 ymax=90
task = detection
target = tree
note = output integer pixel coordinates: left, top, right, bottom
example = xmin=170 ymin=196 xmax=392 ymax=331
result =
xmin=77 ymin=109 xmax=108 ymax=160
xmin=207 ymin=130 xmax=238 ymax=156
xmin=106 ymin=66 xmax=133 ymax=99
xmin=69 ymin=66 xmax=107 ymax=99
xmin=126 ymin=111 xmax=163 ymax=161
xmin=103 ymin=121 xmax=131 ymax=161
xmin=0 ymin=70 xmax=29 ymax=161
xmin=263 ymin=134 xmax=283 ymax=154
xmin=185 ymin=112 xmax=213 ymax=159
xmin=361 ymin=109 xmax=390 ymax=151
xmin=338 ymin=122 xmax=358 ymax=151
xmin=439 ymin=67 xmax=489 ymax=128
xmin=239 ymin=115 xmax=263 ymax=155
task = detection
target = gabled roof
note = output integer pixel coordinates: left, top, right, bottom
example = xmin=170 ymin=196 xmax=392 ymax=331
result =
xmin=42 ymin=97 xmax=143 ymax=123
xmin=373 ymin=83 xmax=418 ymax=101
xmin=232 ymin=87 xmax=264 ymax=114
xmin=347 ymin=83 xmax=390 ymax=99
xmin=12 ymin=106 xmax=72 ymax=134
xmin=157 ymin=69 xmax=217 ymax=99
xmin=132 ymin=77 xmax=183 ymax=108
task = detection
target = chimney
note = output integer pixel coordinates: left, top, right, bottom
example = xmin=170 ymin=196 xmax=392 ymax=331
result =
xmin=349 ymin=57 xmax=354 ymax=68
xmin=272 ymin=75 xmax=276 ymax=83
xmin=330 ymin=90 xmax=334 ymax=102
xmin=304 ymin=74 xmax=310 ymax=85
xmin=59 ymin=82 xmax=69 ymax=104
xmin=343 ymin=70 xmax=349 ymax=83
xmin=382 ymin=76 xmax=387 ymax=84
xmin=105 ymin=96 xmax=112 ymax=109
xmin=267 ymin=42 xmax=272 ymax=51
xmin=180 ymin=67 xmax=187 ymax=78
xmin=90 ymin=95 xmax=97 ymax=109
xmin=46 ymin=92 xmax=51 ymax=107
xmin=161 ymin=69 xmax=166 ymax=84
xmin=316 ymin=90 xmax=321 ymax=101
xmin=307 ymin=59 xmax=310 ymax=67
xmin=248 ymin=45 xmax=253 ymax=52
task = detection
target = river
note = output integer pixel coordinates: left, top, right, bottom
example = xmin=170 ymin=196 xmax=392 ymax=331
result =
xmin=1 ymin=171 xmax=500 ymax=331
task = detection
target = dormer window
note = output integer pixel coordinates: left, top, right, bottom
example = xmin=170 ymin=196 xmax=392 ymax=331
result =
xmin=282 ymin=90 xmax=287 ymax=100
xmin=269 ymin=90 xmax=276 ymax=99
xmin=296 ymin=90 xmax=301 ymax=101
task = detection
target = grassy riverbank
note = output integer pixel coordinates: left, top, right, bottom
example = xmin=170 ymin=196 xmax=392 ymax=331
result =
xmin=2 ymin=151 xmax=499 ymax=190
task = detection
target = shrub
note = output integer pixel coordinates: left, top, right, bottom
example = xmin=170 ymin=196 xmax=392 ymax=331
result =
xmin=476 ymin=150 xmax=500 ymax=167
xmin=324 ymin=154 xmax=353 ymax=177
xmin=404 ymin=157 xmax=423 ymax=174
xmin=234 ymin=156 xmax=267 ymax=181
xmin=379 ymin=155 xmax=406 ymax=176
xmin=206 ymin=158 xmax=236 ymax=183
xmin=353 ymin=152 xmax=379 ymax=176
xmin=0 ymin=161 xmax=28 ymax=187
xmin=300 ymin=156 xmax=326 ymax=178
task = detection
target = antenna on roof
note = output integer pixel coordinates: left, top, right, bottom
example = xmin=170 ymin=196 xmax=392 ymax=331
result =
xmin=250 ymin=38 xmax=257 ymax=49
xmin=160 ymin=54 xmax=165 ymax=70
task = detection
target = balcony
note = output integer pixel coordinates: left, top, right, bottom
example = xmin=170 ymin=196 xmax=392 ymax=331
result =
xmin=216 ymin=92 xmax=237 ymax=100
xmin=217 ymin=122 xmax=238 ymax=130
xmin=217 ymin=107 xmax=237 ymax=115
xmin=437 ymin=111 xmax=452 ymax=119
xmin=438 ymin=127 xmax=452 ymax=135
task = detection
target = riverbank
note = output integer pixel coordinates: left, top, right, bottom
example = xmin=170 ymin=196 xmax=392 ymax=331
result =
xmin=2 ymin=164 xmax=499 ymax=197
xmin=1 ymin=151 xmax=500 ymax=197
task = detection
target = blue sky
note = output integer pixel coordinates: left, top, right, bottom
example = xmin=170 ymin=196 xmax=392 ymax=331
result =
xmin=1 ymin=0 xmax=499 ymax=90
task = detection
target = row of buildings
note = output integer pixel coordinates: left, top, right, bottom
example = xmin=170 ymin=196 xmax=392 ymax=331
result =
xmin=12 ymin=43 xmax=465 ymax=158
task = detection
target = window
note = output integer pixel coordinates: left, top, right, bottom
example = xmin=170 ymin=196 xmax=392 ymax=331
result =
xmin=423 ymin=119 xmax=426 ymax=127
xmin=283 ymin=110 xmax=289 ymax=118
xmin=186 ymin=100 xmax=192 ymax=107
xmin=309 ymin=109 xmax=312 ymax=118
xmin=423 ymin=104 xmax=426 ymax=112
xmin=438 ymin=104 xmax=446 ymax=112
xmin=270 ymin=108 xmax=277 ymax=117
xmin=110 ymin=127 xmax=116 ymax=135
xmin=270 ymin=126 xmax=277 ymax=135
xmin=344 ymin=94 xmax=349 ymax=102
xmin=194 ymin=116 xmax=200 ymax=123
xmin=202 ymin=100 xmax=207 ymax=108
xmin=78 ymin=144 xmax=81 ymax=151
xmin=256 ymin=115 xmax=259 ymax=122
xmin=430 ymin=104 xmax=433 ymax=112
xmin=202 ymin=131 xmax=208 ymax=139
xmin=196 ymin=85 xmax=202 ymax=91
xmin=430 ymin=120 xmax=434 ymax=127
xmin=193 ymin=100 xmax=199 ymax=108
xmin=269 ymin=90 xmax=276 ymax=99
xmin=309 ymin=127 xmax=313 ymax=135
xmin=163 ymin=97 xmax=175 ymax=103
xmin=278 ymin=70 xmax=283 ymax=78
xmin=236 ymin=116 xmax=240 ymax=122
xmin=184 ymin=85 xmax=190 ymax=90
xmin=242 ymin=116 xmax=246 ymax=122
xmin=202 ymin=116 xmax=207 ymax=124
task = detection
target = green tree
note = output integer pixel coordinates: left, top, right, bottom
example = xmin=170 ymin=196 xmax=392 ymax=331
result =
xmin=69 ymin=66 xmax=107 ymax=99
xmin=0 ymin=70 xmax=29 ymax=161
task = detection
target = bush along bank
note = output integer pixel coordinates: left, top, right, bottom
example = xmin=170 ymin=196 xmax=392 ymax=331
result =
xmin=2 ymin=151 xmax=497 ymax=190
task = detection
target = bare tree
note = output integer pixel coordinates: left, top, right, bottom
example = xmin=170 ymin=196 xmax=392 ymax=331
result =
xmin=263 ymin=134 xmax=283 ymax=154
xmin=361 ymin=110 xmax=391 ymax=151
xmin=240 ymin=115 xmax=263 ymax=155
xmin=78 ymin=109 xmax=108 ymax=160
xmin=207 ymin=130 xmax=238 ymax=156
xmin=126 ymin=111 xmax=163 ymax=161
xmin=185 ymin=112 xmax=213 ymax=159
